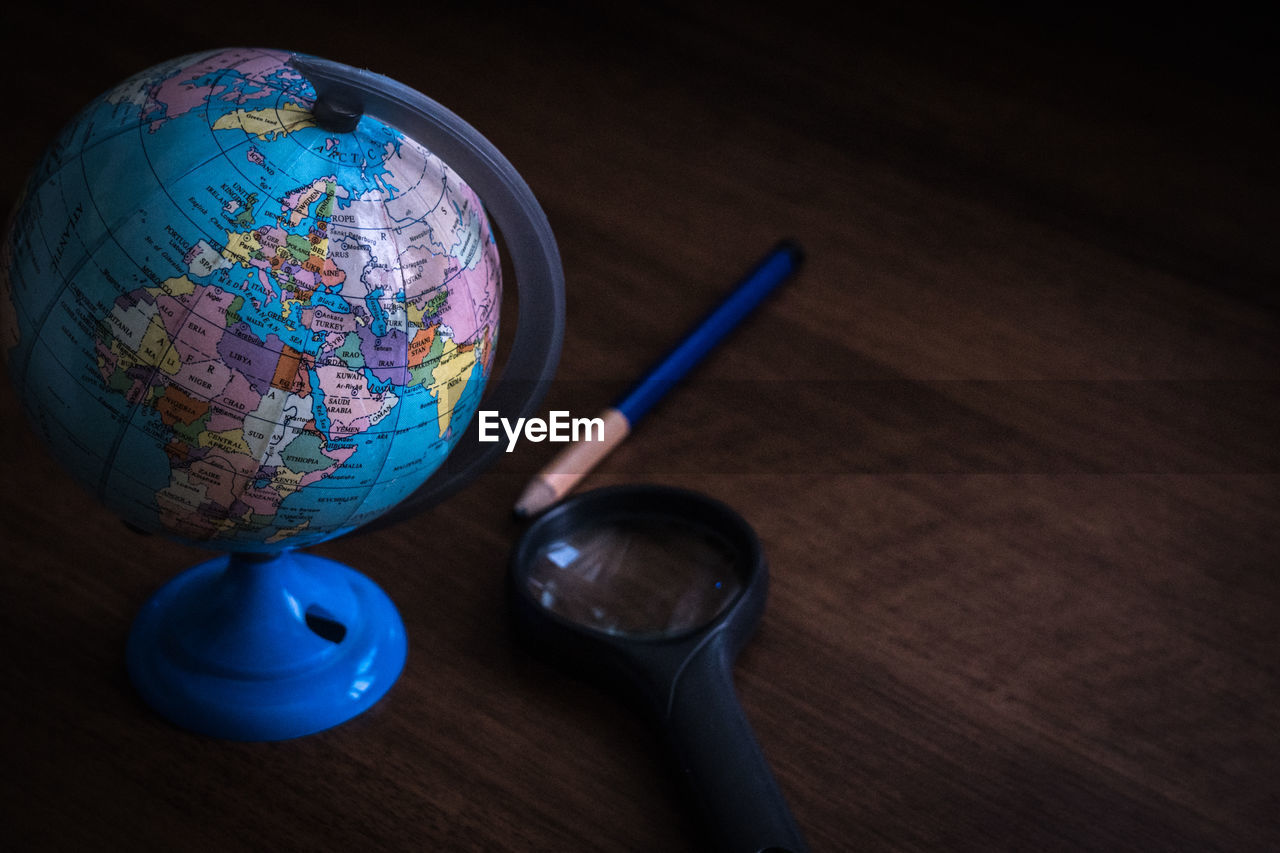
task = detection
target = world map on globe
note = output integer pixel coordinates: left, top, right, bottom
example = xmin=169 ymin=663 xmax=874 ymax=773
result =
xmin=1 ymin=47 xmax=501 ymax=550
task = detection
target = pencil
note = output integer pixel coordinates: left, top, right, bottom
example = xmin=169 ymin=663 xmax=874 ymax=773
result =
xmin=513 ymin=240 xmax=804 ymax=517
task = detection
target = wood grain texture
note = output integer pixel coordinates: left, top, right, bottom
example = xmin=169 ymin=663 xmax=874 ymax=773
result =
xmin=1 ymin=3 xmax=1276 ymax=851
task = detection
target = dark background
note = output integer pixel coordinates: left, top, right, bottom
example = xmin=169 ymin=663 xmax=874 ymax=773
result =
xmin=2 ymin=3 xmax=1277 ymax=851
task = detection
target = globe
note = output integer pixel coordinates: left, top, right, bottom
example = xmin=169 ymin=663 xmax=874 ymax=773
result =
xmin=3 ymin=47 xmax=501 ymax=550
xmin=1 ymin=48 xmax=564 ymax=740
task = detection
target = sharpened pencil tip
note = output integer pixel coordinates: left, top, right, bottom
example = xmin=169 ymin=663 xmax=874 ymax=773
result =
xmin=513 ymin=478 xmax=557 ymax=519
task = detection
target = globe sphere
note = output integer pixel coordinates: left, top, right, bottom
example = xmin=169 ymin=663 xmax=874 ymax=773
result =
xmin=1 ymin=47 xmax=501 ymax=551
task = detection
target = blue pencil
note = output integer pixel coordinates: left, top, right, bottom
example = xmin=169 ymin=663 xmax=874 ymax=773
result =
xmin=514 ymin=240 xmax=804 ymax=516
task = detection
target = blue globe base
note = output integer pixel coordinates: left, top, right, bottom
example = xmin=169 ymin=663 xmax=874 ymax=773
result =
xmin=126 ymin=550 xmax=407 ymax=741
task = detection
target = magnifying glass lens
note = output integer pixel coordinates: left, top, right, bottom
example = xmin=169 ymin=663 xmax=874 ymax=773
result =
xmin=526 ymin=515 xmax=743 ymax=639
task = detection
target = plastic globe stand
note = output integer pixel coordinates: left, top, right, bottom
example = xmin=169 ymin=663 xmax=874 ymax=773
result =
xmin=124 ymin=52 xmax=566 ymax=741
xmin=126 ymin=551 xmax=406 ymax=740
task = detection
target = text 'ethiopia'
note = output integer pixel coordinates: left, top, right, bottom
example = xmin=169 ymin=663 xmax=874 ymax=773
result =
xmin=477 ymin=411 xmax=605 ymax=452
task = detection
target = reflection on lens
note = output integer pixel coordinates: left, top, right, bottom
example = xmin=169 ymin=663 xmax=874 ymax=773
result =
xmin=526 ymin=515 xmax=744 ymax=639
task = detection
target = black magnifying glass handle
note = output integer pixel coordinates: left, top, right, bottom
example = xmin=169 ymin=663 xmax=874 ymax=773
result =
xmin=666 ymin=629 xmax=809 ymax=853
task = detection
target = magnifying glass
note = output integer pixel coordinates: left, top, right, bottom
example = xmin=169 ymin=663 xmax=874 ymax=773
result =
xmin=509 ymin=485 xmax=808 ymax=853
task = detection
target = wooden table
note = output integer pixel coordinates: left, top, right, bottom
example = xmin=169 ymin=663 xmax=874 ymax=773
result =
xmin=2 ymin=4 xmax=1276 ymax=850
